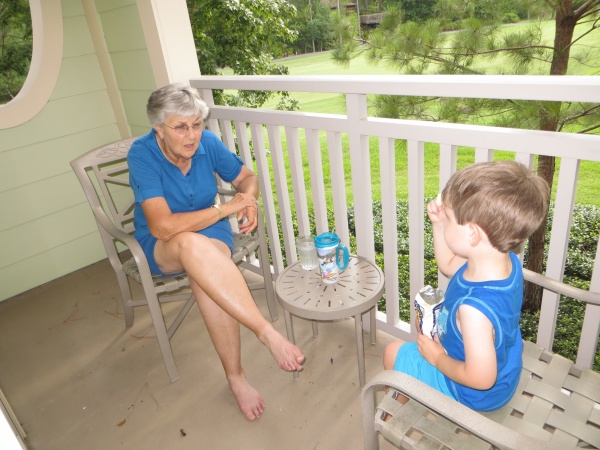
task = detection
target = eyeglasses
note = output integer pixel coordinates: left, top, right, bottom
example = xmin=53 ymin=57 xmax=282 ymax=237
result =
xmin=162 ymin=121 xmax=204 ymax=136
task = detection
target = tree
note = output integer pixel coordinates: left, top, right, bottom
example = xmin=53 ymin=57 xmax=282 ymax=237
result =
xmin=0 ymin=0 xmax=32 ymax=104
xmin=288 ymin=0 xmax=336 ymax=54
xmin=398 ymin=0 xmax=437 ymax=22
xmin=333 ymin=0 xmax=600 ymax=311
xmin=186 ymin=0 xmax=298 ymax=108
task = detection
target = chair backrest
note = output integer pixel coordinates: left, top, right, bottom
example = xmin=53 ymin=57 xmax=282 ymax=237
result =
xmin=71 ymin=138 xmax=138 ymax=235
xmin=71 ymin=138 xmax=261 ymax=262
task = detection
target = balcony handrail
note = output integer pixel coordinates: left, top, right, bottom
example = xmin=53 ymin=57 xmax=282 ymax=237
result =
xmin=191 ymin=74 xmax=600 ymax=102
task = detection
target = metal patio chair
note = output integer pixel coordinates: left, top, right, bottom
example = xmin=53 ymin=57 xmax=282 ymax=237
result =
xmin=71 ymin=137 xmax=278 ymax=382
xmin=361 ymin=269 xmax=600 ymax=449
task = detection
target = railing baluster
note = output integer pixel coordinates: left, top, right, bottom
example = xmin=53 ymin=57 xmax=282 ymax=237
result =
xmin=250 ymin=122 xmax=284 ymax=275
xmin=268 ymin=124 xmax=295 ymax=267
xmin=475 ymin=147 xmax=493 ymax=163
xmin=327 ymin=131 xmax=350 ymax=246
xmin=379 ymin=137 xmax=400 ymax=326
xmin=438 ymin=144 xmax=457 ymax=293
xmin=577 ymin=241 xmax=600 ymax=367
xmin=306 ymin=128 xmax=328 ymax=235
xmin=408 ymin=140 xmax=425 ymax=334
xmin=285 ymin=126 xmax=311 ymax=239
xmin=538 ymin=157 xmax=579 ymax=349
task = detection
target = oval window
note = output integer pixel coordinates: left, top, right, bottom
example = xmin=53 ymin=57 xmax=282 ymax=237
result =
xmin=0 ymin=2 xmax=32 ymax=104
xmin=0 ymin=0 xmax=63 ymax=129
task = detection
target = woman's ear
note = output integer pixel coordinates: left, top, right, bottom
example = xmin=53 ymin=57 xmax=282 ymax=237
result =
xmin=153 ymin=124 xmax=164 ymax=141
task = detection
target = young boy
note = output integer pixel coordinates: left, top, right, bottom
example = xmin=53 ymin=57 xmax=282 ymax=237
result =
xmin=383 ymin=161 xmax=549 ymax=411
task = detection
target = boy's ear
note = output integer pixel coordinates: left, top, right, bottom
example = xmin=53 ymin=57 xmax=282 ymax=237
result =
xmin=468 ymin=223 xmax=486 ymax=247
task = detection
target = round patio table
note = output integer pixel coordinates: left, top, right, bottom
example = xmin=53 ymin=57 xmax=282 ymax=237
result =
xmin=275 ymin=255 xmax=385 ymax=387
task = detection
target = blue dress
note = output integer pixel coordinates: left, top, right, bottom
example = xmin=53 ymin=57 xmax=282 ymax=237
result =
xmin=127 ymin=129 xmax=244 ymax=275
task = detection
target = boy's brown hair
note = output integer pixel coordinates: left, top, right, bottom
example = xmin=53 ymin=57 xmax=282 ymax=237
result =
xmin=442 ymin=161 xmax=550 ymax=253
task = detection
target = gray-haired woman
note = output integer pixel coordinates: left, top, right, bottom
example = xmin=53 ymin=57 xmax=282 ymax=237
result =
xmin=128 ymin=83 xmax=304 ymax=420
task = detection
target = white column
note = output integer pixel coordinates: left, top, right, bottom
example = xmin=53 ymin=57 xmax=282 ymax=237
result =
xmin=136 ymin=0 xmax=201 ymax=86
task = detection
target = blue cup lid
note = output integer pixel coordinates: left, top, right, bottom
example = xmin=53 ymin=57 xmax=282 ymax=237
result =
xmin=314 ymin=232 xmax=340 ymax=247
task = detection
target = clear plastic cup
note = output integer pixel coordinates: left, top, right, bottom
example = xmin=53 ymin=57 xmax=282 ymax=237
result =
xmin=296 ymin=235 xmax=319 ymax=270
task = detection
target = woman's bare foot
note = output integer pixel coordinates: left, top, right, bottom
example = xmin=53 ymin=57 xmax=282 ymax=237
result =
xmin=258 ymin=325 xmax=305 ymax=371
xmin=227 ymin=373 xmax=265 ymax=421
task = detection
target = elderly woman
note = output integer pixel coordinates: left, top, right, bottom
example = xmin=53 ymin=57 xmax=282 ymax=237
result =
xmin=127 ymin=83 xmax=304 ymax=420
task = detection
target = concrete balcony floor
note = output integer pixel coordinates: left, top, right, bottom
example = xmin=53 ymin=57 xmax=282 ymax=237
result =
xmin=0 ymin=259 xmax=400 ymax=450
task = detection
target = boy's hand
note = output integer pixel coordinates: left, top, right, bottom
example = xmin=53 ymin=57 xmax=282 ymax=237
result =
xmin=426 ymin=193 xmax=445 ymax=224
xmin=416 ymin=330 xmax=446 ymax=367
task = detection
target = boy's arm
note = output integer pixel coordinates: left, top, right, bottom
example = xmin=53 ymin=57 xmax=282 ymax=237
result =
xmin=418 ymin=304 xmax=497 ymax=390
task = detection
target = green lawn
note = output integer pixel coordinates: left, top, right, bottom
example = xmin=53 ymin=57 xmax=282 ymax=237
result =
xmin=221 ymin=20 xmax=600 ymax=206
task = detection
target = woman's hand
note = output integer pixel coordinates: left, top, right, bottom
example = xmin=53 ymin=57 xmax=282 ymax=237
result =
xmin=229 ymin=166 xmax=260 ymax=235
xmin=223 ymin=193 xmax=258 ymax=235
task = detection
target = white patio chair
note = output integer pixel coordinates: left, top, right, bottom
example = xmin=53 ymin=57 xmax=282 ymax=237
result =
xmin=361 ymin=269 xmax=600 ymax=449
xmin=70 ymin=137 xmax=278 ymax=382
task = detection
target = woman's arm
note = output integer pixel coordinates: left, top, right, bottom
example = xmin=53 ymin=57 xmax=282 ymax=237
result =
xmin=141 ymin=196 xmax=226 ymax=241
xmin=141 ymin=165 xmax=259 ymax=241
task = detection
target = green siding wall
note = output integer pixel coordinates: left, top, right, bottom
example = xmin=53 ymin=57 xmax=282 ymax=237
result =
xmin=0 ymin=0 xmax=155 ymax=301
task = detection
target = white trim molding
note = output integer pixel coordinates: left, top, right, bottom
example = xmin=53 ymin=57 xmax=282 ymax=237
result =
xmin=0 ymin=0 xmax=63 ymax=129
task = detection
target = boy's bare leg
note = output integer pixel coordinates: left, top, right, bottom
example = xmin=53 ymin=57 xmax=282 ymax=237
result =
xmin=382 ymin=342 xmax=409 ymax=409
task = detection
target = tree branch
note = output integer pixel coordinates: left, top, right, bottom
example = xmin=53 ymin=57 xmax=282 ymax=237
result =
xmin=573 ymin=0 xmax=600 ymax=21
xmin=558 ymin=104 xmax=600 ymax=132
xmin=566 ymin=18 xmax=600 ymax=50
xmin=577 ymin=122 xmax=600 ymax=133
xmin=435 ymin=44 xmax=555 ymax=58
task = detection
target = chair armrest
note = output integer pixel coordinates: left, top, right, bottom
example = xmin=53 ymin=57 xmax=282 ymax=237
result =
xmin=90 ymin=204 xmax=138 ymax=248
xmin=89 ymin=205 xmax=155 ymax=280
xmin=522 ymin=268 xmax=600 ymax=306
xmin=361 ymin=370 xmax=563 ymax=450
xmin=217 ymin=187 xmax=236 ymax=198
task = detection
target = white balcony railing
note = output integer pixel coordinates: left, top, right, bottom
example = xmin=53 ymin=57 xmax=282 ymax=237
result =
xmin=190 ymin=75 xmax=600 ymax=369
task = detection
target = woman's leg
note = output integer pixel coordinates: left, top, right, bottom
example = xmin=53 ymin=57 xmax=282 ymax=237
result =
xmin=154 ymin=233 xmax=305 ymax=371
xmin=191 ymin=274 xmax=265 ymax=420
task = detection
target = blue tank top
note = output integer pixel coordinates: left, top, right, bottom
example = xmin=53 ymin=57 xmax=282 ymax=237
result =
xmin=435 ymin=252 xmax=523 ymax=411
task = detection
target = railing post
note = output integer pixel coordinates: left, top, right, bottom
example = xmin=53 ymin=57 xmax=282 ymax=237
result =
xmin=346 ymin=93 xmax=375 ymax=261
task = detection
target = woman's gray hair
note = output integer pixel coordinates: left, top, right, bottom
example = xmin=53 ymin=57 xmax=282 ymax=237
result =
xmin=146 ymin=82 xmax=209 ymax=125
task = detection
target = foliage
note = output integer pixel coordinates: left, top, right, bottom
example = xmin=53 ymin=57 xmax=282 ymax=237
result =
xmin=0 ymin=0 xmax=32 ymax=104
xmin=288 ymin=0 xmax=337 ymax=54
xmin=345 ymin=199 xmax=600 ymax=371
xmin=186 ymin=0 xmax=298 ymax=107
xmin=397 ymin=0 xmax=438 ymax=22
xmin=332 ymin=0 xmax=600 ymax=132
